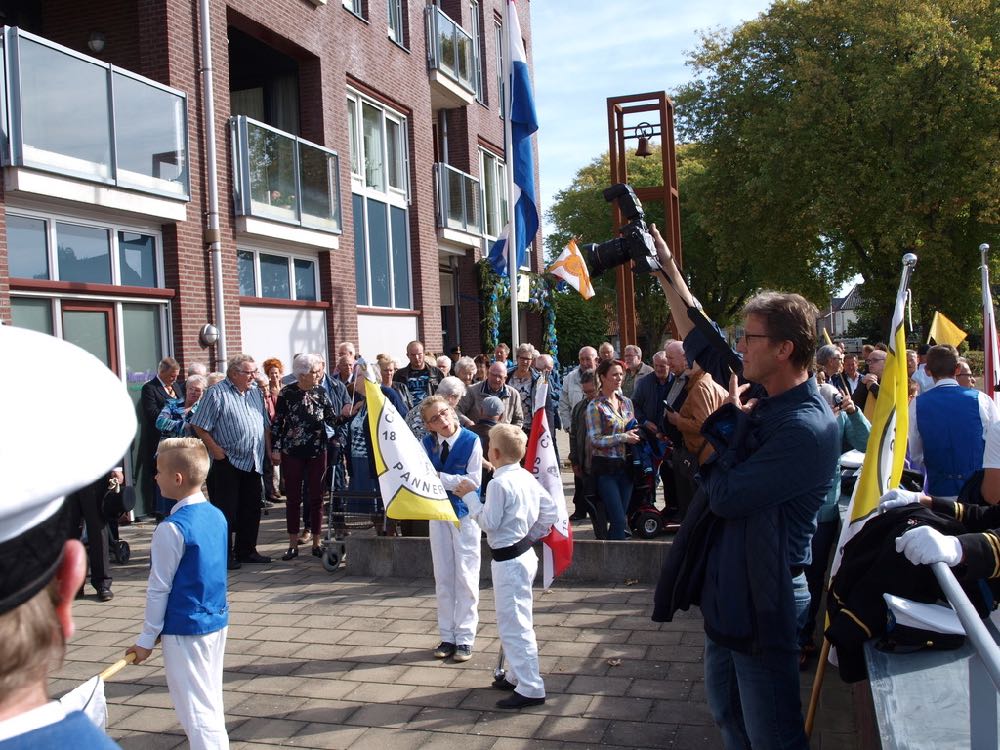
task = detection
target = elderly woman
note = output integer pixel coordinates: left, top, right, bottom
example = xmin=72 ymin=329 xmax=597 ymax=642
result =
xmin=261 ymin=358 xmax=285 ymax=502
xmin=586 ymin=358 xmax=642 ymax=540
xmin=376 ymin=353 xmax=411 ymax=414
xmin=454 ymin=356 xmax=477 ymax=387
xmin=406 ymin=375 xmax=466 ymax=442
xmin=154 ymin=374 xmax=207 ymax=516
xmin=271 ymin=353 xmax=338 ymax=561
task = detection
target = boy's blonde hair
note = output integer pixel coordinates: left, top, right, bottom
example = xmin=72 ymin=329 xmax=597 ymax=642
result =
xmin=0 ymin=583 xmax=62 ymax=703
xmin=488 ymin=423 xmax=527 ymax=463
xmin=157 ymin=437 xmax=210 ymax=486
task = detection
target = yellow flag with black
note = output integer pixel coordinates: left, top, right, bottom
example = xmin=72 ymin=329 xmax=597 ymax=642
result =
xmin=363 ymin=376 xmax=458 ymax=524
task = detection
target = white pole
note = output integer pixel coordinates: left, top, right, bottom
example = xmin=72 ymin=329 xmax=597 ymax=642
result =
xmin=502 ymin=0 xmax=519 ymax=351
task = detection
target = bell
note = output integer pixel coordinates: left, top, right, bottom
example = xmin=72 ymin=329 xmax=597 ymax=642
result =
xmin=636 ymin=136 xmax=652 ymax=158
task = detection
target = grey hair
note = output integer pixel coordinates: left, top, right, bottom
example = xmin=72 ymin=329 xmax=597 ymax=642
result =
xmin=437 ymin=376 xmax=467 ymax=399
xmin=534 ymin=353 xmax=553 ymax=369
xmin=816 ymin=344 xmax=841 ymax=367
xmin=293 ymin=353 xmax=322 ymax=376
xmin=187 ymin=362 xmax=208 ymax=377
xmin=185 ymin=374 xmax=207 ymax=390
xmin=455 ymin=356 xmax=476 ymax=377
xmin=436 ymin=355 xmax=452 ymax=373
xmin=226 ymin=353 xmax=254 ymax=376
xmin=624 ymin=344 xmax=642 ymax=358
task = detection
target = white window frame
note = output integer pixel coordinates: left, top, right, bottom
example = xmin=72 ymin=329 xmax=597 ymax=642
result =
xmin=387 ymin=0 xmax=405 ymax=46
xmin=479 ymin=148 xmax=507 ymax=241
xmin=494 ymin=20 xmax=504 ymax=118
xmin=470 ymin=1 xmax=484 ymax=104
xmin=7 ymin=208 xmax=166 ymax=289
xmin=237 ymin=245 xmax=321 ymax=302
xmin=343 ymin=0 xmax=365 ymax=18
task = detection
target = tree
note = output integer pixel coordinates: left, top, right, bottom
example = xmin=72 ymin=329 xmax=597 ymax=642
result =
xmin=676 ymin=0 xmax=1000 ymax=337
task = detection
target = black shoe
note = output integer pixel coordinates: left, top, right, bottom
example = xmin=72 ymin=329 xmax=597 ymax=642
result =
xmin=496 ymin=692 xmax=545 ymax=709
xmin=492 ymin=676 xmax=517 ymax=691
xmin=240 ymin=552 xmax=271 ymax=564
xmin=97 ymin=587 xmax=114 ymax=602
xmin=281 ymin=548 xmax=298 ymax=561
xmin=311 ymin=547 xmax=322 ymax=558
xmin=433 ymin=641 xmax=456 ymax=659
xmin=568 ymin=511 xmax=588 ymax=521
xmin=227 ymin=556 xmax=242 ymax=570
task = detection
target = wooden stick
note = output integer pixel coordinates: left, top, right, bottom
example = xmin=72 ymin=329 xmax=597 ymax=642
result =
xmin=98 ymin=651 xmax=137 ymax=681
xmin=804 ymin=638 xmax=832 ymax=738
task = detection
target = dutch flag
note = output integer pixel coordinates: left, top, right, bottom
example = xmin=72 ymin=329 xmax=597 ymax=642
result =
xmin=487 ymin=0 xmax=539 ymax=277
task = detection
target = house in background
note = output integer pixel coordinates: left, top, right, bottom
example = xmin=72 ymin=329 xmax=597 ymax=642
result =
xmin=0 ymin=0 xmax=544 ymax=513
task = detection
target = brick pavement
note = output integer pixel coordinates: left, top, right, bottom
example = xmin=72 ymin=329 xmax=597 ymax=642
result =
xmin=52 ymin=504 xmax=860 ymax=750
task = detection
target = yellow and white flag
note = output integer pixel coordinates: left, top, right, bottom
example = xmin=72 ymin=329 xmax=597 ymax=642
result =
xmin=831 ymin=263 xmax=913 ymax=577
xmin=547 ymin=239 xmax=595 ymax=299
xmin=365 ymin=382 xmax=458 ymax=524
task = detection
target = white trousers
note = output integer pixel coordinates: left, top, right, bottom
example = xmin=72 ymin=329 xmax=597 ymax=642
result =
xmin=429 ymin=515 xmax=481 ymax=646
xmin=162 ymin=627 xmax=229 ymax=750
xmin=492 ymin=548 xmax=544 ymax=698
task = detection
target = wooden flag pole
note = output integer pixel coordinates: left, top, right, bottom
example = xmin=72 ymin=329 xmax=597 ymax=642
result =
xmin=804 ymin=638 xmax=832 ymax=738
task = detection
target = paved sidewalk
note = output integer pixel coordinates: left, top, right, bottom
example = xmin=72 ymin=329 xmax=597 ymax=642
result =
xmin=53 ymin=504 xmax=859 ymax=750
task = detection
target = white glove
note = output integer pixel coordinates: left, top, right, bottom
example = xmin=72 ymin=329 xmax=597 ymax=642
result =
xmin=895 ymin=526 xmax=963 ymax=567
xmin=879 ymin=488 xmax=922 ymax=512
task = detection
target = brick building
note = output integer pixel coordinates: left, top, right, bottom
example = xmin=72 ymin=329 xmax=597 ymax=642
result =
xmin=0 ymin=0 xmax=543 ymax=512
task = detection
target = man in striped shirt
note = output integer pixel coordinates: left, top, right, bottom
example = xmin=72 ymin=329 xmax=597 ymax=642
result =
xmin=192 ymin=353 xmax=273 ymax=569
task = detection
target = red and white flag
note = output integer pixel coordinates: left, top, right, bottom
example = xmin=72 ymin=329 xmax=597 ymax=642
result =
xmin=524 ymin=381 xmax=572 ymax=588
xmin=983 ymin=247 xmax=1000 ymax=406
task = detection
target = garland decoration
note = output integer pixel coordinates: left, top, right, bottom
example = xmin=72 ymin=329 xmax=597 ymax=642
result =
xmin=477 ymin=259 xmax=558 ymax=363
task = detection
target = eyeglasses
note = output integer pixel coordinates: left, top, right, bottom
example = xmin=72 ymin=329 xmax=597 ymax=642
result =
xmin=238 ymin=368 xmax=259 ymax=375
xmin=740 ymin=332 xmax=772 ymax=344
xmin=427 ymin=409 xmax=451 ymax=424
xmin=958 ymin=372 xmax=974 ymax=379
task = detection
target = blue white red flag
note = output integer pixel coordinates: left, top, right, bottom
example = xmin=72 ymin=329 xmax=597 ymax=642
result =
xmin=486 ymin=0 xmax=539 ymax=277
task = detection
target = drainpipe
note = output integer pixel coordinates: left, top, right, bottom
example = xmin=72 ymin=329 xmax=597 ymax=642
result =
xmin=198 ymin=0 xmax=228 ymax=370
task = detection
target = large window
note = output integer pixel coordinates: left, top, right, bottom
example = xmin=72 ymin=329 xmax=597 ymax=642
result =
xmin=348 ymin=91 xmax=411 ymax=309
xmin=7 ymin=211 xmax=162 ymax=288
xmin=238 ymin=248 xmax=319 ymax=302
xmin=387 ymin=0 xmax=406 ymax=46
xmin=480 ymin=149 xmax=507 ymax=240
xmin=343 ymin=0 xmax=366 ymax=19
xmin=470 ymin=1 xmax=485 ymax=104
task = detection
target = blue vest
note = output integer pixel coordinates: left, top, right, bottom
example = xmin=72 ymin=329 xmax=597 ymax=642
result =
xmin=0 ymin=711 xmax=121 ymax=749
xmin=422 ymin=428 xmax=481 ymax=518
xmin=916 ymin=386 xmax=984 ymax=497
xmin=161 ymin=502 xmax=229 ymax=636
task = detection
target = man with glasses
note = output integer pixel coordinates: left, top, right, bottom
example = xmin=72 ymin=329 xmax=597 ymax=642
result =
xmin=419 ymin=395 xmax=483 ymax=663
xmin=621 ymin=345 xmax=653 ymax=398
xmin=853 ymin=348 xmax=887 ymax=420
xmin=192 ymin=354 xmax=272 ymax=569
xmin=649 ymin=220 xmax=840 ymax=750
xmin=458 ymin=362 xmax=524 ymax=429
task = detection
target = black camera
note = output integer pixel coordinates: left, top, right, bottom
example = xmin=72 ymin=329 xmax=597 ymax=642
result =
xmin=580 ymin=183 xmax=660 ymax=277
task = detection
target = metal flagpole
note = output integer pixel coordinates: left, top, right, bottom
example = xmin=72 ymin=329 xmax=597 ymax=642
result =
xmin=503 ymin=0 xmax=519 ymax=351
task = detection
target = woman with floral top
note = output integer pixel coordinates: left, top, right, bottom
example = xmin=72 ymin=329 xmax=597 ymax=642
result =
xmin=271 ymin=353 xmax=338 ymax=560
xmin=585 ymin=359 xmax=642 ymax=540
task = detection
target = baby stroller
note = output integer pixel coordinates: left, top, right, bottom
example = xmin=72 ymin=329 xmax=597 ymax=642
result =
xmin=100 ymin=477 xmax=135 ymax=564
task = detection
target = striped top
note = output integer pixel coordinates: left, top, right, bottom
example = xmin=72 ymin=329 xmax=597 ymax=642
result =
xmin=585 ymin=392 xmax=636 ymax=460
xmin=190 ymin=379 xmax=269 ymax=473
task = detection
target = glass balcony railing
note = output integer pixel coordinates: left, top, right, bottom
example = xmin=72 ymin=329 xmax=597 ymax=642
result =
xmin=425 ymin=6 xmax=475 ymax=94
xmin=3 ymin=27 xmax=189 ymax=199
xmin=434 ymin=163 xmax=481 ymax=235
xmin=230 ymin=116 xmax=342 ymax=234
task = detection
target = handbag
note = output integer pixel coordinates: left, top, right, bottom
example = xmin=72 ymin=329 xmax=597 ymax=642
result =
xmin=101 ymin=477 xmax=136 ymax=520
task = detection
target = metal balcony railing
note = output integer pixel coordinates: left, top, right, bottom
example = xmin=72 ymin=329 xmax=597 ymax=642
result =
xmin=425 ymin=6 xmax=476 ymax=94
xmin=2 ymin=26 xmax=189 ymax=199
xmin=230 ymin=116 xmax=342 ymax=233
xmin=434 ymin=163 xmax=481 ymax=235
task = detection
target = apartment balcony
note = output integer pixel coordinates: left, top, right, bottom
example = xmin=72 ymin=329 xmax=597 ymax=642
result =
xmin=1 ymin=27 xmax=189 ymax=220
xmin=425 ymin=6 xmax=476 ymax=111
xmin=230 ymin=116 xmax=342 ymax=249
xmin=434 ymin=162 xmax=481 ymax=252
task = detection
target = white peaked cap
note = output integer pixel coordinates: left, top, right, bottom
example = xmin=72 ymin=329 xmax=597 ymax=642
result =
xmin=0 ymin=326 xmax=136 ymax=612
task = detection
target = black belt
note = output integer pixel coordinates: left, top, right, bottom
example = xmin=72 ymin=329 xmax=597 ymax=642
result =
xmin=790 ymin=566 xmax=804 ymax=577
xmin=491 ymin=535 xmax=532 ymax=562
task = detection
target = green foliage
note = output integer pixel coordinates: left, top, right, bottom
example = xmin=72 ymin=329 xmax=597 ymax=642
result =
xmin=676 ymin=0 xmax=1000 ymax=332
xmin=965 ymin=349 xmax=984 ymax=376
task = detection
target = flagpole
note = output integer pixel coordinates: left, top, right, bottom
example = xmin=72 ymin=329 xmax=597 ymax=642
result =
xmin=503 ymin=0 xmax=520 ymax=351
xmin=982 ymin=243 xmax=999 ymax=403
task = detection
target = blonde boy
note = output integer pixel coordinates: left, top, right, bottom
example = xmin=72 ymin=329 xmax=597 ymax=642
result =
xmin=455 ymin=423 xmax=557 ymax=709
xmin=127 ymin=438 xmax=229 ymax=750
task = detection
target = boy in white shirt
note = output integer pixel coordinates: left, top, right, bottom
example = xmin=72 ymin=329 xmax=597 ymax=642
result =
xmin=127 ymin=438 xmax=229 ymax=750
xmin=455 ymin=423 xmax=558 ymax=709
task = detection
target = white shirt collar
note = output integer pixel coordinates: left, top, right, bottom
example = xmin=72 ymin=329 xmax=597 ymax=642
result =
xmin=0 ymin=700 xmax=67 ymax=742
xmin=931 ymin=378 xmax=959 ymax=389
xmin=168 ymin=491 xmax=208 ymax=514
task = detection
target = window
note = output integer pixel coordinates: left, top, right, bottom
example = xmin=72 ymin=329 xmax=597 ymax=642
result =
xmin=342 ymin=0 xmax=366 ymax=18
xmin=7 ymin=212 xmax=162 ymax=288
xmin=387 ymin=0 xmax=405 ymax=46
xmin=480 ymin=149 xmax=507 ymax=239
xmin=348 ymin=91 xmax=412 ymax=309
xmin=495 ymin=21 xmax=504 ymax=117
xmin=470 ymin=1 xmax=485 ymax=103
xmin=238 ymin=248 xmax=319 ymax=301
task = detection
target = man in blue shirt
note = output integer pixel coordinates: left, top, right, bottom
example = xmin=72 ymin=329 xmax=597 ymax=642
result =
xmin=699 ymin=292 xmax=839 ymax=749
xmin=192 ymin=354 xmax=273 ymax=569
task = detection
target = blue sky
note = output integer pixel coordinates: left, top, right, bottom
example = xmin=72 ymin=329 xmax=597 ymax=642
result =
xmin=530 ymin=0 xmax=774 ymax=239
